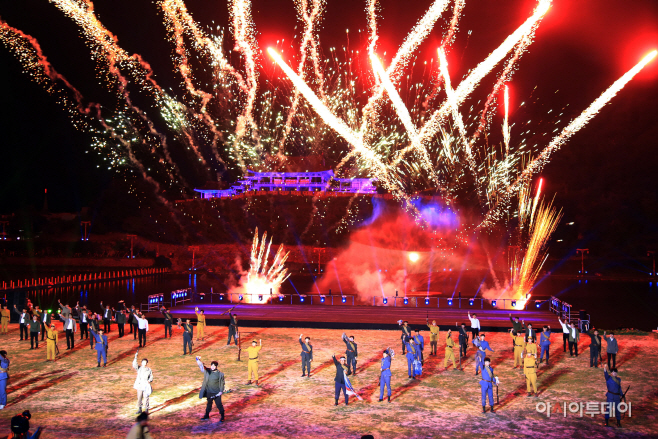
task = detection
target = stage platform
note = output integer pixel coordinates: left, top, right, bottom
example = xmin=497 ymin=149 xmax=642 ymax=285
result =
xmin=149 ymin=303 xmax=559 ymax=331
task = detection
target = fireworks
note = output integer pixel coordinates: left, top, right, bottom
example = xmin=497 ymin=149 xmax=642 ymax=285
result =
xmin=241 ymin=227 xmax=291 ymax=303
xmin=0 ymin=0 xmax=655 ymax=240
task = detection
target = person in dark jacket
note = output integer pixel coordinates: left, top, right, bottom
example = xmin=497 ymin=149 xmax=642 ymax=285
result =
xmin=75 ymin=303 xmax=88 ymax=341
xmin=603 ymin=331 xmax=619 ymax=369
xmin=183 ymin=319 xmax=194 ymax=355
xmin=603 ymin=364 xmax=622 ymax=427
xmin=227 ymin=312 xmax=238 ymax=346
xmin=342 ymin=333 xmax=358 ymax=375
xmin=196 ymin=356 xmax=226 ymax=422
xmin=115 ymin=309 xmax=126 ymax=337
xmin=28 ymin=315 xmax=41 ymax=349
xmin=160 ymin=306 xmax=173 ymax=338
xmin=332 ymin=354 xmax=349 ymax=406
xmin=299 ymin=334 xmax=313 ymax=377
xmin=587 ymin=328 xmax=602 ymax=367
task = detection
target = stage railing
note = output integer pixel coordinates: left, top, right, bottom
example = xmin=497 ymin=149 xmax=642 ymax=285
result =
xmin=549 ymin=296 xmax=572 ymax=321
xmin=370 ymin=296 xmax=544 ymax=311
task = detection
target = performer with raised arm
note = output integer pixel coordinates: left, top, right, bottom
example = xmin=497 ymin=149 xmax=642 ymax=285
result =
xmin=75 ymin=303 xmax=89 ymax=341
xmin=57 ymin=299 xmax=72 ymax=319
xmin=443 ymin=329 xmax=457 ymax=370
xmin=603 ymin=364 xmax=623 ymax=428
xmin=342 ymin=333 xmax=358 ymax=375
xmin=134 ymin=312 xmax=149 ymax=348
xmin=12 ymin=305 xmax=28 ymax=341
xmin=28 ymin=314 xmax=40 ymax=350
xmin=603 ymin=331 xmax=618 ymax=370
xmin=473 ymin=334 xmax=494 ymax=375
xmin=480 ymin=357 xmax=499 ymax=413
xmin=89 ymin=326 xmax=108 ymax=367
xmin=133 ymin=352 xmax=153 ymax=415
xmin=58 ymin=310 xmax=77 ymax=350
xmin=405 ymin=337 xmax=420 ymax=379
xmin=458 ymin=322 xmax=469 ymax=358
xmin=227 ymin=309 xmax=238 ymax=346
xmin=195 ymin=307 xmax=206 ymax=341
xmin=196 ymin=356 xmax=226 ymax=422
xmin=468 ymin=312 xmax=481 ymax=339
xmin=299 ymin=334 xmax=313 ymax=377
xmin=379 ymin=348 xmax=393 ymax=403
xmin=558 ymin=316 xmax=570 ymax=353
xmin=88 ymin=311 xmax=99 ymax=350
xmin=587 ymin=327 xmax=602 ymax=368
xmin=0 ymin=350 xmax=9 ymax=410
xmin=509 ymin=314 xmax=524 ymax=349
xmin=426 ymin=319 xmax=439 ymax=356
xmin=100 ymin=301 xmax=113 ymax=333
xmin=246 ymin=339 xmax=262 ymax=386
xmin=331 ymin=353 xmax=349 ymax=406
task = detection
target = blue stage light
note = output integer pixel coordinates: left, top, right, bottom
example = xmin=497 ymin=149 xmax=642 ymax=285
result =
xmin=492 ymin=300 xmax=497 ymax=307
xmin=535 ymin=301 xmax=541 ymax=308
xmin=320 ymin=296 xmax=325 ymax=303
xmin=383 ymin=298 xmax=388 ymax=305
xmin=469 ymin=299 xmax=474 ymax=306
xmin=258 ymin=295 xmax=263 ymax=302
xmin=239 ymin=295 xmax=244 ymax=301
xmin=425 ymin=298 xmax=429 ymax=305
xmin=279 ymin=295 xmax=284 ymax=302
xmin=404 ymin=298 xmax=409 ymax=305
xmin=341 ymin=297 xmax=347 ymax=303
xmin=219 ymin=294 xmax=224 ymax=301
xmin=511 ymin=300 xmax=517 ymax=307
xmin=300 ymin=297 xmax=305 ymax=302
xmin=448 ymin=299 xmax=453 ymax=306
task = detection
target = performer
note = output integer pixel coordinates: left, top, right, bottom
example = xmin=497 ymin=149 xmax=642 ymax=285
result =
xmin=426 ymin=319 xmax=439 ymax=356
xmin=58 ymin=311 xmax=77 ymax=349
xmin=0 ymin=305 xmax=9 ymax=335
xmin=443 ymin=330 xmax=457 ymax=370
xmin=331 ymin=354 xmax=349 ymax=406
xmin=129 ymin=305 xmax=139 ymax=338
xmin=0 ymin=350 xmax=8 ymax=410
xmin=510 ymin=330 xmax=526 ymax=368
xmin=89 ymin=327 xmax=108 ymax=367
xmin=414 ymin=330 xmax=424 ymax=364
xmin=45 ymin=323 xmax=58 ymax=361
xmin=405 ymin=337 xmax=420 ymax=379
xmin=342 ymin=333 xmax=358 ymax=375
xmin=28 ymin=314 xmax=40 ymax=349
xmin=509 ymin=314 xmax=524 ymax=349
xmin=567 ymin=322 xmax=580 ymax=357
xmin=558 ymin=317 xmax=570 ymax=353
xmin=160 ymin=306 xmax=173 ymax=338
xmin=603 ymin=331 xmax=618 ymax=369
xmin=115 ymin=309 xmax=126 ymax=338
xmin=12 ymin=305 xmax=28 ymax=341
xmin=195 ymin=307 xmax=206 ymax=341
xmin=480 ymin=357 xmax=499 ymax=413
xmin=100 ymin=302 xmax=113 ymax=333
xmin=468 ymin=312 xmax=481 ymax=339
xmin=473 ymin=334 xmax=494 ymax=375
xmin=399 ymin=321 xmax=411 ymax=354
xmin=299 ymin=334 xmax=313 ymax=377
xmin=539 ymin=325 xmax=552 ymax=365
xmin=74 ymin=303 xmax=88 ymax=340
xmin=134 ymin=312 xmax=149 ymax=348
xmin=32 ymin=306 xmax=43 ymax=338
xmin=227 ymin=311 xmax=238 ymax=346
xmin=183 ymin=319 xmax=194 ymax=355
xmin=603 ymin=364 xmax=622 ymax=427
xmin=458 ymin=322 xmax=469 ymax=358
xmin=525 ymin=336 xmax=537 ymax=358
xmin=524 ymin=351 xmax=538 ymax=397
xmin=379 ymin=348 xmax=393 ymax=403
xmin=126 ymin=412 xmax=153 ymax=439
xmin=196 ymin=356 xmax=226 ymax=422
xmin=57 ymin=299 xmax=72 ymax=319
xmin=40 ymin=308 xmax=52 ymax=342
xmin=587 ymin=328 xmax=602 ymax=368
xmin=246 ymin=339 xmax=262 ymax=385
xmin=89 ymin=312 xmax=99 ymax=350
xmin=524 ymin=322 xmax=537 ymax=340
xmin=133 ymin=352 xmax=153 ymax=415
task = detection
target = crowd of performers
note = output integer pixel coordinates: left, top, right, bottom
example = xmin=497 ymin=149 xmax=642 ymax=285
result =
xmin=0 ymin=301 xmax=627 ymax=429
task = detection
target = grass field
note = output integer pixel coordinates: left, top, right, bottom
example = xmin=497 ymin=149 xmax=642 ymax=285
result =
xmin=0 ymin=324 xmax=655 ymax=438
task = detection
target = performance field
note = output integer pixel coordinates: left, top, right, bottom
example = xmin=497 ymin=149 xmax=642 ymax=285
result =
xmin=0 ymin=323 xmax=655 ymax=438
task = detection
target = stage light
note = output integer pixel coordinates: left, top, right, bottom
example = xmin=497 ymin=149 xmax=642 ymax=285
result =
xmin=511 ymin=300 xmax=517 ymax=307
xmin=279 ymin=295 xmax=284 ymax=302
xmin=383 ymin=298 xmax=388 ymax=305
xmin=448 ymin=299 xmax=453 ymax=306
xmin=258 ymin=295 xmax=263 ymax=302
xmin=404 ymin=298 xmax=409 ymax=305
xmin=535 ymin=301 xmax=541 ymax=308
xmin=408 ymin=252 xmax=419 ymax=263
xmin=425 ymin=298 xmax=429 ymax=305
xmin=219 ymin=294 xmax=224 ymax=301
xmin=469 ymin=299 xmax=474 ymax=306
xmin=491 ymin=300 xmax=497 ymax=307
xmin=300 ymin=296 xmax=305 ymax=302
xmin=320 ymin=296 xmax=325 ymax=303
xmin=341 ymin=297 xmax=346 ymax=303
xmin=239 ymin=295 xmax=244 ymax=301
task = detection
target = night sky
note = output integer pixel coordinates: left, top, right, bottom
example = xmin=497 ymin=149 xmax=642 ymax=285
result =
xmin=1 ymin=0 xmax=657 ymax=251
